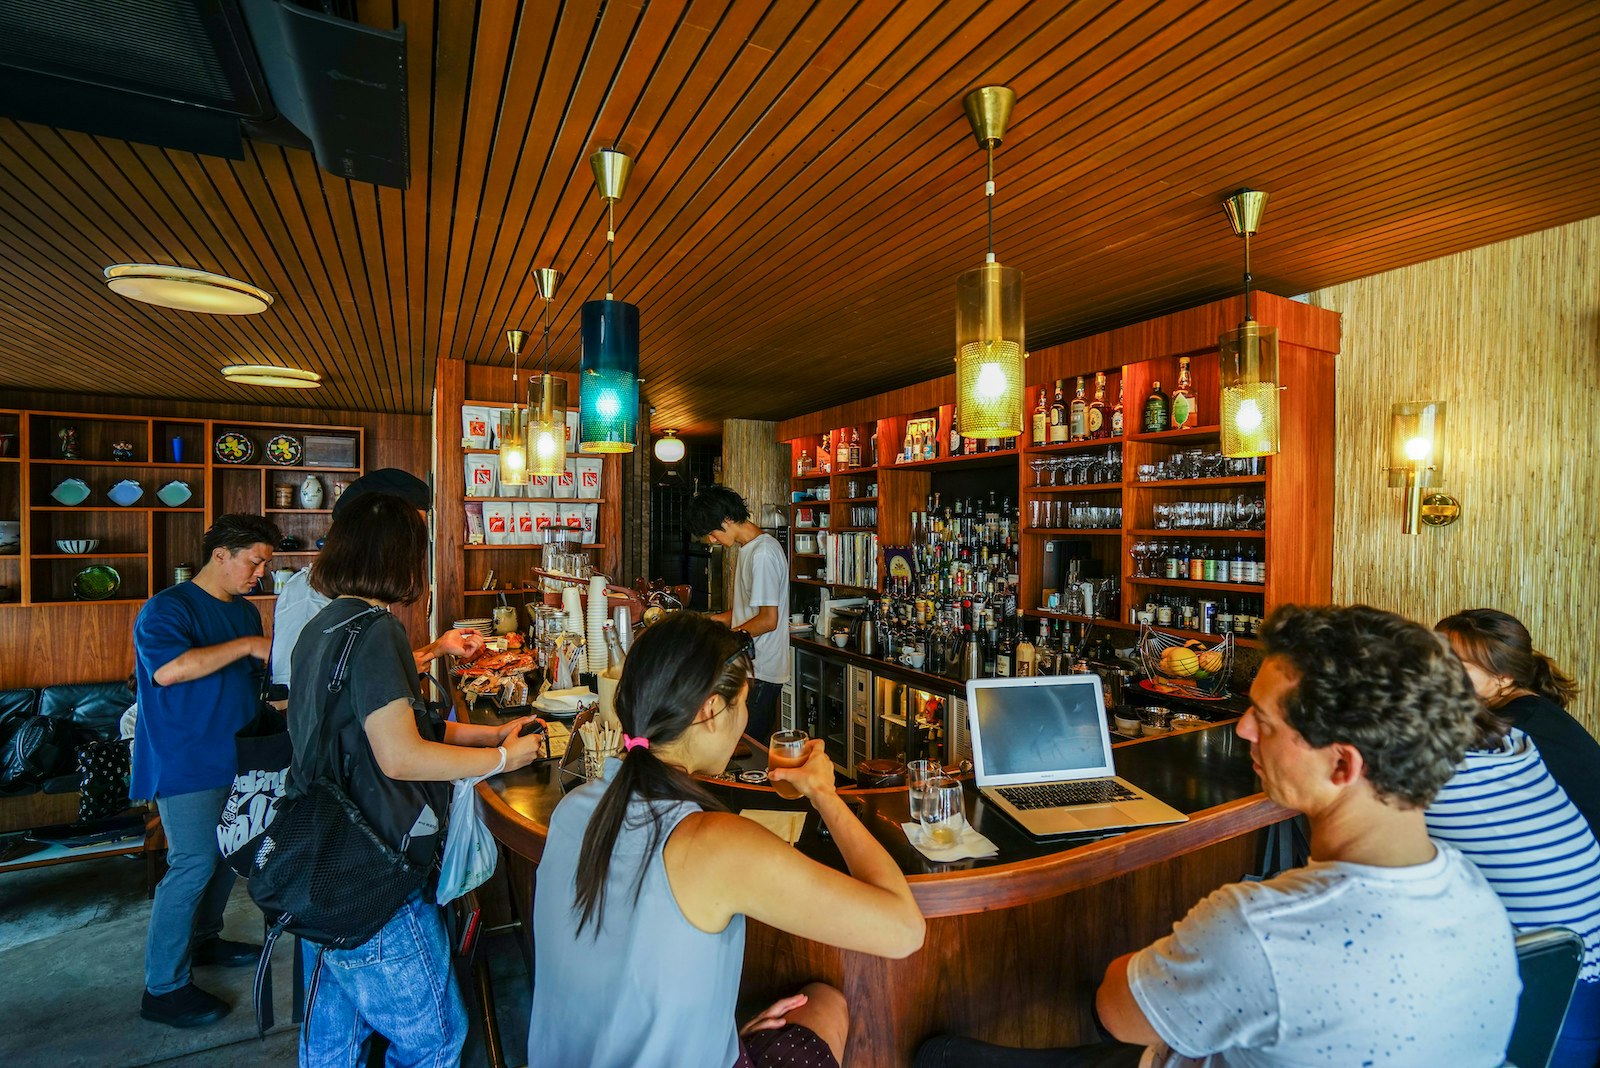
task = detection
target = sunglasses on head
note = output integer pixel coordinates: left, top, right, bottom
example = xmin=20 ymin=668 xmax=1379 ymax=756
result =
xmin=725 ymin=630 xmax=756 ymax=668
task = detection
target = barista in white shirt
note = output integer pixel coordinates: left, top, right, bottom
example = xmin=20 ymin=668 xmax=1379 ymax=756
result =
xmin=688 ymin=486 xmax=788 ymax=740
xmin=269 ymin=469 xmax=483 ymax=689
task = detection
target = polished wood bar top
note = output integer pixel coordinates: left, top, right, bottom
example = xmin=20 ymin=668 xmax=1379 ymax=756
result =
xmin=474 ymin=707 xmax=1288 ymax=919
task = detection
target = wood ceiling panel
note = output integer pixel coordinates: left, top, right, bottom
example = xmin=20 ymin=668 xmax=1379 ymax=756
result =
xmin=0 ymin=0 xmax=1597 ymax=436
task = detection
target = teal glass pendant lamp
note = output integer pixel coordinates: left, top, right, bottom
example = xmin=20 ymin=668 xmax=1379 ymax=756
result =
xmin=580 ymin=147 xmax=639 ymax=454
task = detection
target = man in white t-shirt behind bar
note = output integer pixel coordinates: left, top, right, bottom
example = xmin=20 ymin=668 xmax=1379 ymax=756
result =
xmin=916 ymin=603 xmax=1521 ymax=1068
xmin=688 ymin=485 xmax=788 ymax=741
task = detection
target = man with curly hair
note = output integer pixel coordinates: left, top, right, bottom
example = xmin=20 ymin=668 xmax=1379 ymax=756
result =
xmin=917 ymin=604 xmax=1521 ymax=1067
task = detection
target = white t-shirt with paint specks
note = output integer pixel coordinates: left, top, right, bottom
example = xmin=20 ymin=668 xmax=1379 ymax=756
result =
xmin=1128 ymin=843 xmax=1520 ymax=1067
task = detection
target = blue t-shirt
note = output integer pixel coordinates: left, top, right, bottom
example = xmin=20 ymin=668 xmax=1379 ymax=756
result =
xmin=132 ymin=581 xmax=264 ymax=799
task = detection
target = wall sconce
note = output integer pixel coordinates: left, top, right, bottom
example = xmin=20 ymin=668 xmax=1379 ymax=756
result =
xmin=1386 ymin=401 xmax=1459 ymax=534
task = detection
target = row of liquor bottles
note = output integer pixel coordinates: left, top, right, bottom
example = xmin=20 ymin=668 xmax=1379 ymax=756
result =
xmin=1130 ymin=592 xmax=1267 ymax=636
xmin=875 ymin=605 xmax=1112 ymax=681
xmin=1132 ymin=540 xmax=1267 ymax=585
xmin=1033 ymin=357 xmax=1202 ymax=444
xmin=795 ymin=357 xmax=1205 ymax=477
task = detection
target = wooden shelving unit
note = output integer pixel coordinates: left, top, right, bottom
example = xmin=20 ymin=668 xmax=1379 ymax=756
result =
xmin=775 ymin=292 xmax=1338 ymax=655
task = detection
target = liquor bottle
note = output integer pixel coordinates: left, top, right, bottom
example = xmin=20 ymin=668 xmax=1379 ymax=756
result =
xmin=1088 ymin=372 xmax=1108 ymax=439
xmin=1032 ymin=387 xmax=1048 ymax=445
xmin=797 ymin=450 xmax=810 ymax=476
xmin=1202 ymin=543 xmax=1218 ymax=583
xmin=1014 ymin=626 xmax=1035 ymax=677
xmin=1189 ymin=542 xmax=1206 ymax=582
xmin=1231 ymin=542 xmax=1245 ymax=584
xmin=996 ymin=625 xmax=1014 ymax=677
xmin=950 ymin=410 xmax=962 ymax=457
xmin=1164 ymin=541 xmax=1181 ymax=579
xmin=1247 ymin=543 xmax=1261 ymax=585
xmin=848 ymin=428 xmax=861 ymax=468
xmin=1256 ymin=547 xmax=1267 ymax=586
xmin=1069 ymin=377 xmax=1089 ymax=441
xmin=902 ymin=424 xmax=914 ymax=463
xmin=1217 ymin=598 xmax=1234 ymax=635
xmin=1110 ymin=378 xmax=1125 ymax=437
xmin=1171 ymin=356 xmax=1198 ymax=430
xmin=1143 ymin=380 xmax=1170 ymax=433
xmin=1049 ymin=379 xmax=1068 ymax=443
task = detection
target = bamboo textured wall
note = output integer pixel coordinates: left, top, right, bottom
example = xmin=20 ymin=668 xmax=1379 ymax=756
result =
xmin=1307 ymin=215 xmax=1600 ymax=738
xmin=718 ymin=419 xmax=789 ymax=608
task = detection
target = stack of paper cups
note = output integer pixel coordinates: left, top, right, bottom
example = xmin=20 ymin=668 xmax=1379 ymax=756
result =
xmin=562 ymin=586 xmax=585 ymax=639
xmin=613 ymin=605 xmax=632 ymax=652
xmin=586 ymin=574 xmax=609 ymax=673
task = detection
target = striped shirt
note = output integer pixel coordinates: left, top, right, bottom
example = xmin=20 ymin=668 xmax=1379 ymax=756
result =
xmin=1426 ymin=727 xmax=1600 ymax=983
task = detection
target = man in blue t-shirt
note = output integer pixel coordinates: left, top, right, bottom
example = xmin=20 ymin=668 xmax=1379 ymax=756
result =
xmin=133 ymin=513 xmax=279 ymax=1029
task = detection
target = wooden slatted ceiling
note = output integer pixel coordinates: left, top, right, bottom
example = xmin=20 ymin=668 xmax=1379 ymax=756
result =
xmin=1 ymin=0 xmax=1598 ymax=435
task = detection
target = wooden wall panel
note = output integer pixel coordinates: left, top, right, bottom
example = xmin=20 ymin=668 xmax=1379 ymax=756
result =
xmin=0 ymin=393 xmax=428 ymax=689
xmin=1307 ymin=215 xmax=1600 ymax=738
xmin=718 ymin=419 xmax=789 ymax=606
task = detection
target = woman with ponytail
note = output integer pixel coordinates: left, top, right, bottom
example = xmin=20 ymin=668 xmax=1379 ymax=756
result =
xmin=528 ymin=612 xmax=924 ymax=1067
xmin=1437 ymin=609 xmax=1599 ymax=838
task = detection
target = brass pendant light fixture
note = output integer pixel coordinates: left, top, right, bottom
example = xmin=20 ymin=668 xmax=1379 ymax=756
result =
xmin=526 ymin=267 xmax=569 ymax=478
xmin=1219 ymin=189 xmax=1280 ymax=458
xmin=954 ymin=86 xmax=1025 ymax=439
xmin=579 ymin=147 xmax=640 ymax=454
xmin=498 ymin=329 xmax=530 ymax=486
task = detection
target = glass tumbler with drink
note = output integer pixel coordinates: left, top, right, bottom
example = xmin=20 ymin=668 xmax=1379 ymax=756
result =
xmin=919 ymin=775 xmax=965 ymax=849
xmin=906 ymin=759 xmax=941 ymax=823
xmin=767 ymin=729 xmax=809 ymax=800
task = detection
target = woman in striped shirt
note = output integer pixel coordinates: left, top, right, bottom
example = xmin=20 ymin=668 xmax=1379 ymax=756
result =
xmin=1425 ymin=710 xmax=1600 ymax=1068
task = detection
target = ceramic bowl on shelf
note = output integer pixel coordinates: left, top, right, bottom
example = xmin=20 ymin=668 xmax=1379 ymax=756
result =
xmin=73 ymin=564 xmax=121 ymax=601
xmin=106 ymin=480 xmax=144 ymax=507
xmin=50 ymin=478 xmax=91 ymax=506
xmin=156 ymin=480 xmax=192 ymax=507
xmin=55 ymin=539 xmax=99 ymax=555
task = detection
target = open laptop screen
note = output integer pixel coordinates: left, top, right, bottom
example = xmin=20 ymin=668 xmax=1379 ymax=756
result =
xmin=967 ymin=675 xmax=1115 ymax=785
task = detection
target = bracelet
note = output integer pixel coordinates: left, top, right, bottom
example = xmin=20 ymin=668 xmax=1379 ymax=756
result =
xmin=490 ymin=745 xmax=508 ymax=776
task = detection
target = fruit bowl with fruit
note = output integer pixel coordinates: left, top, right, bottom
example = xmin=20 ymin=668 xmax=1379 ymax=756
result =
xmin=1137 ymin=628 xmax=1233 ymax=699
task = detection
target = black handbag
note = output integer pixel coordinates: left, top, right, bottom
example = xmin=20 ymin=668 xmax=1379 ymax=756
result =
xmin=0 ymin=715 xmax=74 ymax=791
xmin=76 ymin=737 xmax=132 ymax=822
xmin=245 ymin=607 xmax=431 ymax=1032
xmin=216 ymin=676 xmax=291 ymax=878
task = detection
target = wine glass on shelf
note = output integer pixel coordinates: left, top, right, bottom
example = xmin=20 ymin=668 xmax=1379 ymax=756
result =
xmin=1232 ymin=494 xmax=1251 ymax=531
xmin=1029 ymin=457 xmax=1047 ymax=487
xmin=1251 ymin=496 xmax=1267 ymax=530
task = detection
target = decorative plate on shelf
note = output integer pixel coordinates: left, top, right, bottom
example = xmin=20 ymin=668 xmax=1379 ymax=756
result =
xmin=214 ymin=431 xmax=255 ymax=465
xmin=50 ymin=478 xmax=92 ymax=506
xmin=265 ymin=433 xmax=303 ymax=466
xmin=73 ymin=564 xmax=121 ymax=601
xmin=156 ymin=480 xmax=193 ymax=507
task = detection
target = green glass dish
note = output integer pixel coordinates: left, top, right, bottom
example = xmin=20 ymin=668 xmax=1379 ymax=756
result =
xmin=73 ymin=564 xmax=121 ymax=601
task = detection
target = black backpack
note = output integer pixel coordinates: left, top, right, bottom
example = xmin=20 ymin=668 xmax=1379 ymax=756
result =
xmin=245 ymin=607 xmax=433 ymax=1034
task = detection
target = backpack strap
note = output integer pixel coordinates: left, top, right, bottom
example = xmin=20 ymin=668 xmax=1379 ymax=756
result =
xmin=301 ymin=603 xmax=387 ymax=783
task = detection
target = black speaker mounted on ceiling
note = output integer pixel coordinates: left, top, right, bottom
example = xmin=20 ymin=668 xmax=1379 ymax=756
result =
xmin=0 ymin=0 xmax=409 ymax=189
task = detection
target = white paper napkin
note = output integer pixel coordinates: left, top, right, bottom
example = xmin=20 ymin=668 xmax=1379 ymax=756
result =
xmin=900 ymin=820 xmax=998 ymax=861
xmin=741 ymin=809 xmax=807 ymax=845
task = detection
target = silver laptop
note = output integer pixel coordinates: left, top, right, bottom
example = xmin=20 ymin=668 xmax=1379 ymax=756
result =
xmin=966 ymin=674 xmax=1188 ymax=836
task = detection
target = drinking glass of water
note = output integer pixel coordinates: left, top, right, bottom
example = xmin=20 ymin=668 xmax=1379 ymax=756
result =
xmin=906 ymin=759 xmax=941 ymax=823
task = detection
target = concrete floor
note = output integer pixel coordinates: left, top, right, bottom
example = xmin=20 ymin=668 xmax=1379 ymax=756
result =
xmin=0 ymin=854 xmax=532 ymax=1067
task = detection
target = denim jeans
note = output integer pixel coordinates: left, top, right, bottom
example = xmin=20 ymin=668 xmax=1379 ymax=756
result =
xmin=145 ymin=786 xmax=235 ymax=994
xmin=301 ymin=893 xmax=466 ymax=1068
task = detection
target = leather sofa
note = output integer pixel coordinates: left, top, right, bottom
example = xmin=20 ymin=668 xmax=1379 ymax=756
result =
xmin=0 ymin=682 xmax=165 ymax=888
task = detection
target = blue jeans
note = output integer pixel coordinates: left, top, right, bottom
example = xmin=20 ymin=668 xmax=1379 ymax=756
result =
xmin=1552 ymin=976 xmax=1600 ymax=1068
xmin=301 ymin=894 xmax=466 ymax=1068
xmin=146 ymin=786 xmax=235 ymax=994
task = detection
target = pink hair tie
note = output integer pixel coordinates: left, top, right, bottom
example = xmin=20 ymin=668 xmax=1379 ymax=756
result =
xmin=623 ymin=734 xmax=650 ymax=752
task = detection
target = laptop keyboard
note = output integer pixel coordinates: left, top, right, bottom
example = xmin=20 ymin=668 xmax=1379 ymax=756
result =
xmin=997 ymin=781 xmax=1138 ymax=810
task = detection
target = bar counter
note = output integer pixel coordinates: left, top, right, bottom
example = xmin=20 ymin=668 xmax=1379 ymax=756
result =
xmin=474 ymin=707 xmax=1289 ymax=1064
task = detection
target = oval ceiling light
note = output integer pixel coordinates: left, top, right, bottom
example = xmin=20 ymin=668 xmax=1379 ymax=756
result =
xmin=220 ymin=364 xmax=322 ymax=389
xmin=104 ymin=264 xmax=274 ymax=315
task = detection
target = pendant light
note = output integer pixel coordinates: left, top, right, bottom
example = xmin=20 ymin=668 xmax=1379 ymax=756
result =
xmin=526 ymin=268 xmax=569 ymax=478
xmin=579 ymin=147 xmax=639 ymax=454
xmin=954 ymin=86 xmax=1025 ymax=439
xmin=498 ymin=329 xmax=530 ymax=486
xmin=1219 ymin=189 xmax=1280 ymax=458
xmin=653 ymin=430 xmax=685 ymax=464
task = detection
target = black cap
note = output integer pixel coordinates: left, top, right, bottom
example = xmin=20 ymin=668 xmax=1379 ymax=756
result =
xmin=332 ymin=468 xmax=431 ymax=520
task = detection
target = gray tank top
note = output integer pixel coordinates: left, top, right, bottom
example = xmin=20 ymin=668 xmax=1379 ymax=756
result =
xmin=529 ymin=760 xmax=745 ymax=1067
